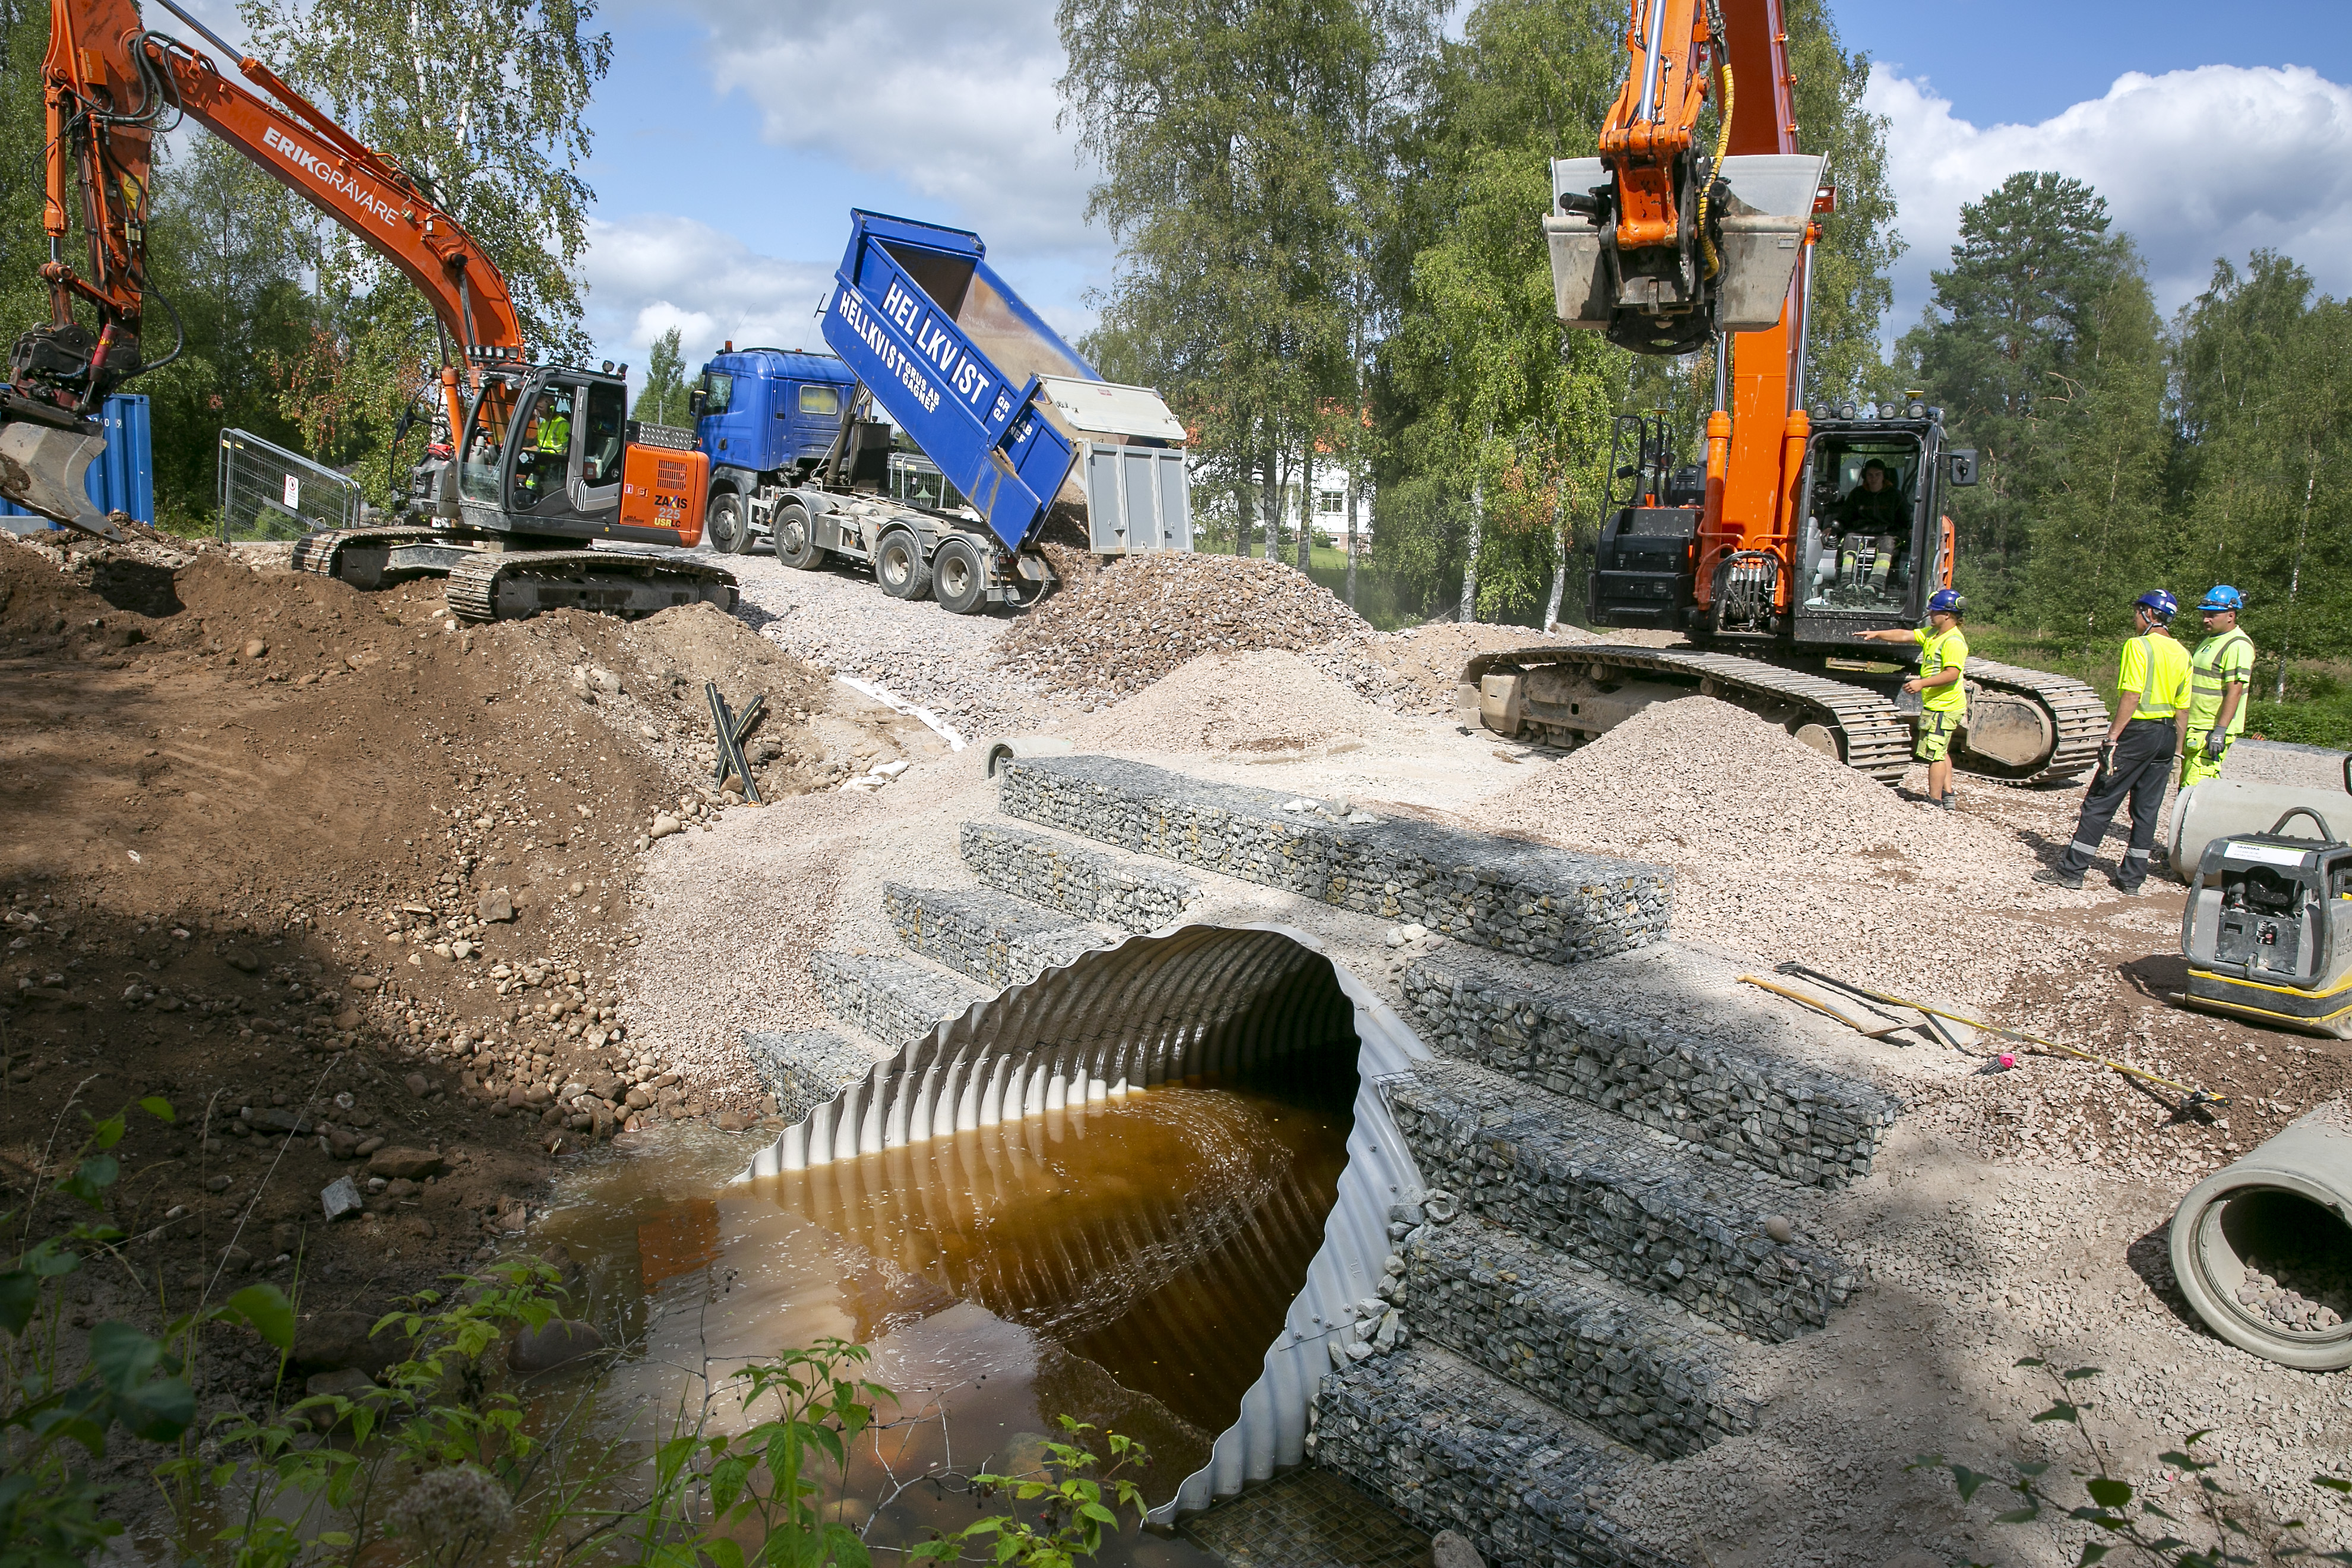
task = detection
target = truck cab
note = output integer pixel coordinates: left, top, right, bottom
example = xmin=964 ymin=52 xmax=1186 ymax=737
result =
xmin=693 ymin=347 xmax=859 ymax=551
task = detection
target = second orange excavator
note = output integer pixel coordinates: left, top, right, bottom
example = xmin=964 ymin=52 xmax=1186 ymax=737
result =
xmin=0 ymin=0 xmax=735 ymax=621
xmin=1466 ymin=0 xmax=2104 ymax=783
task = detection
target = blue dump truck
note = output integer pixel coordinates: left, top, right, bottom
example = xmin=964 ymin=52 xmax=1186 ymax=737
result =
xmin=689 ymin=210 xmax=1193 ymax=613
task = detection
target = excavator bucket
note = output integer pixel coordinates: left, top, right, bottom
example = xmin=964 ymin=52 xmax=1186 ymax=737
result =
xmin=1545 ymin=152 xmax=1827 ymax=342
xmin=0 ymin=414 xmax=116 ymax=539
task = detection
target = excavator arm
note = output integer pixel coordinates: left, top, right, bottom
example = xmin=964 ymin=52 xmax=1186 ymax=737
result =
xmin=0 ymin=0 xmax=524 ymax=536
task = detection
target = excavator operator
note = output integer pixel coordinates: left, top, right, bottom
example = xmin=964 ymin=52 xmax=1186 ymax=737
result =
xmin=1832 ymin=459 xmax=1907 ymax=534
xmin=514 ymin=391 xmax=572 ymax=507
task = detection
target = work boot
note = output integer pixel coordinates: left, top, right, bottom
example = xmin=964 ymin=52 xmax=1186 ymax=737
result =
xmin=2108 ymin=875 xmax=2145 ymax=896
xmin=1938 ymin=792 xmax=1958 ymax=812
xmin=2035 ymin=868 xmax=2085 ymax=890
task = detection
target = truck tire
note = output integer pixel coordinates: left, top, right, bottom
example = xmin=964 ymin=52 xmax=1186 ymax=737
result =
xmin=773 ymin=502 xmax=825 ymax=571
xmin=875 ymin=529 xmax=931 ymax=600
xmin=706 ymin=491 xmax=751 ymax=554
xmin=931 ymin=535 xmax=988 ymax=615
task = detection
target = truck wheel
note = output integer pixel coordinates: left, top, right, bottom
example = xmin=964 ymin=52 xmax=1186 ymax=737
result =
xmin=706 ymin=491 xmax=751 ymax=554
xmin=773 ymin=502 xmax=825 ymax=571
xmin=875 ymin=529 xmax=931 ymax=600
xmin=931 ymin=535 xmax=988 ymax=614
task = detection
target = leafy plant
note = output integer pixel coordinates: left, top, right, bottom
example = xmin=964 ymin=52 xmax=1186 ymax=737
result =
xmin=2 ymin=1098 xmax=292 ymax=1568
xmin=1908 ymin=1358 xmax=2352 ymax=1567
xmin=910 ymin=1417 xmax=1154 ymax=1568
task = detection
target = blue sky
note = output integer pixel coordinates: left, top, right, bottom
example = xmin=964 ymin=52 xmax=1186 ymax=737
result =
xmin=176 ymin=0 xmax=2352 ymax=374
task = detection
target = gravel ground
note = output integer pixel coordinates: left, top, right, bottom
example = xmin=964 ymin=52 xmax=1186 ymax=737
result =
xmin=612 ymin=558 xmax=2352 ymax=1562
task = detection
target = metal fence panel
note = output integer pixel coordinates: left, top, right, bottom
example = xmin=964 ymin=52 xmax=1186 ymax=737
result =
xmin=216 ymin=428 xmax=362 ymax=541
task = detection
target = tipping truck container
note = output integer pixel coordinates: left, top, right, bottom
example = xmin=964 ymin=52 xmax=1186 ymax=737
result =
xmin=690 ymin=210 xmax=1193 ymax=614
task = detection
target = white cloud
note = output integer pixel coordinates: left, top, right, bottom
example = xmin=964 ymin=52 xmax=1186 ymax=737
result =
xmin=1871 ymin=64 xmax=2352 ymax=334
xmin=677 ymin=0 xmax=1104 ymax=258
xmin=581 ymin=214 xmax=834 ymax=370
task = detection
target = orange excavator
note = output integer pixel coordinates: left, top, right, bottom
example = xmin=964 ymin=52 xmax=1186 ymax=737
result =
xmin=1465 ymin=0 xmax=2104 ymax=783
xmin=0 ymin=0 xmax=736 ymax=621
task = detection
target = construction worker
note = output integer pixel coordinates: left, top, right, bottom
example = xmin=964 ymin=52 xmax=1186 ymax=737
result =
xmin=2182 ymin=586 xmax=2254 ymax=788
xmin=1856 ymin=587 xmax=1968 ymax=809
xmin=2039 ymin=590 xmax=2193 ymax=893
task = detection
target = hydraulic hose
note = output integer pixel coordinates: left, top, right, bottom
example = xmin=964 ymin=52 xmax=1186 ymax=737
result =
xmin=1697 ymin=56 xmax=1734 ymax=280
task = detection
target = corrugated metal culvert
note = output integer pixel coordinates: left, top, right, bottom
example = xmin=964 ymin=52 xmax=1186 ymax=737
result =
xmin=738 ymin=922 xmax=1429 ymax=1519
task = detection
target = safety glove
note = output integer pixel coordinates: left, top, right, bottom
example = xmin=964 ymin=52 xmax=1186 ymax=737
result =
xmin=2095 ymin=740 xmax=2117 ymax=782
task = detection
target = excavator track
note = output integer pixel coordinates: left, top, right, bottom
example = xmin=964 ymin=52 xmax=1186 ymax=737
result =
xmin=290 ymin=526 xmax=447 ymax=585
xmin=1464 ymin=643 xmax=1918 ymax=783
xmin=1955 ymin=657 xmax=2108 ymax=783
xmin=443 ymin=548 xmax=738 ymax=624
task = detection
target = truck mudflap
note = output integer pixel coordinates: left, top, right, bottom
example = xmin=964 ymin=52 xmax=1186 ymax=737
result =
xmin=1460 ymin=643 xmax=1917 ymax=783
xmin=1955 ymin=657 xmax=2107 ymax=783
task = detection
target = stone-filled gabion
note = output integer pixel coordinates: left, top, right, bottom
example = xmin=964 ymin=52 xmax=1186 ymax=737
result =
xmin=997 ymin=755 xmax=1670 ymax=966
xmin=1310 ymin=1343 xmax=1680 ymax=1568
xmin=1401 ymin=958 xmax=1901 ymax=1188
xmin=808 ymin=951 xmax=983 ymax=1049
xmin=959 ymin=820 xmax=1200 ymax=934
xmin=882 ymin=883 xmax=1111 ymax=989
xmin=1392 ymin=1060 xmax=1854 ymax=1342
xmin=741 ymin=1028 xmax=877 ymax=1123
xmin=1405 ymin=1215 xmax=1757 ymax=1459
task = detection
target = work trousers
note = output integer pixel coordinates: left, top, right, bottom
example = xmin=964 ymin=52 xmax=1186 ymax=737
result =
xmin=2180 ymin=728 xmax=2233 ymax=789
xmin=2060 ymin=719 xmax=2178 ymax=887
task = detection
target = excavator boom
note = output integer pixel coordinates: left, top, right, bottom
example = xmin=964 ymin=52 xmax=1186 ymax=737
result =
xmin=1 ymin=0 xmax=522 ymax=534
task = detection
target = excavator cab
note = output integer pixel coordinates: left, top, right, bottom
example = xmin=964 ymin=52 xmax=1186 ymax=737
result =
xmin=451 ymin=364 xmax=703 ymax=545
xmin=1791 ymin=400 xmax=1975 ymax=641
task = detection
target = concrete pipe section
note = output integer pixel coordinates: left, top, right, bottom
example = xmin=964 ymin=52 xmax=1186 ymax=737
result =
xmin=2169 ymin=1101 xmax=2352 ymax=1369
xmin=737 ymin=921 xmax=1431 ymax=1520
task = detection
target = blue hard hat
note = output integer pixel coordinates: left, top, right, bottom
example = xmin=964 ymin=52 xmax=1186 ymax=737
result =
xmin=1927 ymin=588 xmax=1964 ymax=615
xmin=2199 ymin=584 xmax=2244 ymax=612
xmin=2134 ymin=589 xmax=2178 ymax=622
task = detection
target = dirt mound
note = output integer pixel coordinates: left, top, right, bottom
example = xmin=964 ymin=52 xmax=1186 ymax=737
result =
xmin=0 ymin=533 xmax=858 ymax=1316
xmin=1065 ymin=648 xmax=1416 ymax=755
xmin=999 ymin=553 xmax=1370 ymax=700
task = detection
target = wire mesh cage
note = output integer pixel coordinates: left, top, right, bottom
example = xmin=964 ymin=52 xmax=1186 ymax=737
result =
xmin=216 ymin=428 xmax=363 ymax=542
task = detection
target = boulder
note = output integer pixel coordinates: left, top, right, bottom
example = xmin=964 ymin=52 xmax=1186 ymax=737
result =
xmin=292 ymin=1310 xmax=409 ymax=1376
xmin=476 ymin=889 xmax=515 ymax=923
xmin=508 ymin=1319 xmax=604 ymax=1375
xmin=223 ymin=947 xmax=261 ymax=973
xmin=320 ymin=1176 xmax=363 ymax=1221
xmin=1432 ymin=1532 xmax=1484 ymax=1568
xmin=366 ymin=1146 xmax=445 ymax=1180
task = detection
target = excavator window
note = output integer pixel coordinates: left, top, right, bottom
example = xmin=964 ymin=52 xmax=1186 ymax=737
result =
xmin=512 ymin=388 xmax=575 ymax=509
xmin=581 ymin=382 xmax=625 ymax=487
xmin=458 ymin=378 xmax=519 ymax=506
xmin=1803 ymin=437 xmax=1921 ymax=614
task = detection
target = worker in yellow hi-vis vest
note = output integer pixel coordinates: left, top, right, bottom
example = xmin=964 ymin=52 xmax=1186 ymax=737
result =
xmin=2182 ymin=585 xmax=2254 ymax=788
xmin=2038 ymin=590 xmax=2192 ymax=896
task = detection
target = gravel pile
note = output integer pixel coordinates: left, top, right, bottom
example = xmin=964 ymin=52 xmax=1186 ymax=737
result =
xmin=1308 ymin=621 xmax=1586 ymax=716
xmin=729 ymin=554 xmax=1051 ymax=741
xmin=997 ymin=554 xmax=1371 ymax=700
xmin=1063 ymin=649 xmax=1417 ymax=755
xmin=2236 ymin=1250 xmax=2351 ymax=1332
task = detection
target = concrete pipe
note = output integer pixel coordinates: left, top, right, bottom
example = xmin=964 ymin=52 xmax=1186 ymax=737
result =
xmin=984 ymin=735 xmax=1075 ymax=778
xmin=2167 ymin=782 xmax=2352 ymax=884
xmin=2168 ymin=1102 xmax=2352 ymax=1370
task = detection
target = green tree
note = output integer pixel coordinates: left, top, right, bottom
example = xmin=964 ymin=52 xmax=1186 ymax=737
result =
xmin=1784 ymin=0 xmax=1901 ymax=404
xmin=2172 ymin=254 xmax=2352 ymax=694
xmin=1898 ymin=170 xmax=2144 ymax=621
xmin=631 ymin=326 xmax=690 ymax=427
xmin=1057 ymin=0 xmax=1440 ymax=562
xmin=0 ymin=0 xmax=47 ymax=338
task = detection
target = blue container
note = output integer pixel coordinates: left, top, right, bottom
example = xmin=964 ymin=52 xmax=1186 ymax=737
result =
xmin=0 ymin=393 xmax=156 ymax=529
xmin=820 ymin=210 xmax=1096 ymax=552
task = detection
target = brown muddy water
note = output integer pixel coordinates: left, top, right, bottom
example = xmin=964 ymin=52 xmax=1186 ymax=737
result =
xmin=540 ymin=1057 xmax=1355 ymax=1563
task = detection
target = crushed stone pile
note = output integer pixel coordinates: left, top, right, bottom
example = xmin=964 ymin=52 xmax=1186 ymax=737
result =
xmin=1308 ymin=621 xmax=1589 ymax=715
xmin=998 ymin=553 xmax=1370 ymax=700
xmin=1459 ymin=696 xmax=2105 ymax=1013
xmin=1064 ymin=649 xmax=1417 ymax=755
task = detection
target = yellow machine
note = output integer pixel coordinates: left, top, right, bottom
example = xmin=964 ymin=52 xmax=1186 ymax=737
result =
xmin=2177 ymin=807 xmax=2352 ymax=1038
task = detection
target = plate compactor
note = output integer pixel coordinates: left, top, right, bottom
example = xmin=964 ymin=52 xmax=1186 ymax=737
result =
xmin=2178 ymin=807 xmax=2352 ymax=1038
